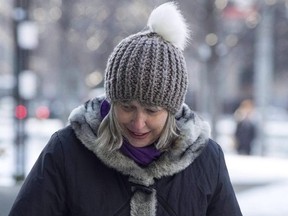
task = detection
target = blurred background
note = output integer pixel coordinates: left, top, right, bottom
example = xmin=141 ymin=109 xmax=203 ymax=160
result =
xmin=1 ymin=0 xmax=288 ymax=215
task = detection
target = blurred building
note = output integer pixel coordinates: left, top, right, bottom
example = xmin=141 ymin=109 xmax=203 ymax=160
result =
xmin=0 ymin=2 xmax=14 ymax=98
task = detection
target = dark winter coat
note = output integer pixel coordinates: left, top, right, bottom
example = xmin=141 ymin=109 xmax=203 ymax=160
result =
xmin=9 ymin=96 xmax=242 ymax=216
xmin=235 ymin=119 xmax=256 ymax=155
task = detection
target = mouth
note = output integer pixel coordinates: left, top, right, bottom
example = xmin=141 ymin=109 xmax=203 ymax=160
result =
xmin=128 ymin=130 xmax=150 ymax=139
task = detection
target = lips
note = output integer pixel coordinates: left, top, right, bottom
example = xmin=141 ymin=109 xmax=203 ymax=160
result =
xmin=128 ymin=130 xmax=150 ymax=139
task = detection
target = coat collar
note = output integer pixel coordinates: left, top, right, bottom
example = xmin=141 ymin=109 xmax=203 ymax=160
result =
xmin=68 ymin=96 xmax=210 ymax=186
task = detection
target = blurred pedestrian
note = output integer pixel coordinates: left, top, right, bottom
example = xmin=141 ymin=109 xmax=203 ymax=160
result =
xmin=9 ymin=2 xmax=242 ymax=216
xmin=234 ymin=99 xmax=257 ymax=155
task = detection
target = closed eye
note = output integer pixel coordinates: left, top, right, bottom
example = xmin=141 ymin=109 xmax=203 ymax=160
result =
xmin=145 ymin=107 xmax=162 ymax=114
xmin=120 ymin=104 xmax=134 ymax=112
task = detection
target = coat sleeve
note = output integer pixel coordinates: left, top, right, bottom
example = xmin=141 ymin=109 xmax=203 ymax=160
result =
xmin=9 ymin=132 xmax=68 ymax=216
xmin=206 ymin=142 xmax=243 ymax=216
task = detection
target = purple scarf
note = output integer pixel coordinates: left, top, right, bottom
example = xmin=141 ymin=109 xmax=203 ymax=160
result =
xmin=100 ymin=100 xmax=161 ymax=166
xmin=120 ymin=139 xmax=161 ymax=166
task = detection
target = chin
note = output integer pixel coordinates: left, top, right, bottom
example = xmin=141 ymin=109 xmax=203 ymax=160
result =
xmin=127 ymin=139 xmax=151 ymax=148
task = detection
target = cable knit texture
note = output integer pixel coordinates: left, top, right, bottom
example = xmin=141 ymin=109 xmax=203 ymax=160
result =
xmin=105 ymin=2 xmax=189 ymax=114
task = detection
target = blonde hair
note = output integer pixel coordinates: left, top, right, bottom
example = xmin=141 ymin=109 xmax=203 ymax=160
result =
xmin=95 ymin=103 xmax=179 ymax=151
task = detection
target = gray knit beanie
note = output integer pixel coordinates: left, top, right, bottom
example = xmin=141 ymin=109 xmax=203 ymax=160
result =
xmin=105 ymin=2 xmax=190 ymax=114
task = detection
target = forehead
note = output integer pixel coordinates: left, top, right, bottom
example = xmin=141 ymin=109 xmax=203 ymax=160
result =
xmin=118 ymin=100 xmax=162 ymax=109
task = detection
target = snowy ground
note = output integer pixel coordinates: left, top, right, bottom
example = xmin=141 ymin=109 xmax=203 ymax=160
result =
xmin=226 ymin=155 xmax=288 ymax=216
xmin=237 ymin=181 xmax=288 ymax=216
xmin=0 ymin=118 xmax=64 ymax=186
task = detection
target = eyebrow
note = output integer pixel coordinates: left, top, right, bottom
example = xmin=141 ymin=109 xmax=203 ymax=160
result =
xmin=119 ymin=101 xmax=162 ymax=110
xmin=143 ymin=105 xmax=162 ymax=110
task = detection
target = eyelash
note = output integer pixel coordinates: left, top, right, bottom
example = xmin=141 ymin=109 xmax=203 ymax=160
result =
xmin=120 ymin=104 xmax=159 ymax=113
xmin=146 ymin=109 xmax=158 ymax=113
xmin=121 ymin=105 xmax=133 ymax=111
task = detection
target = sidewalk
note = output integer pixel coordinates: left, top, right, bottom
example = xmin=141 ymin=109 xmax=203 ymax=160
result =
xmin=0 ymin=184 xmax=21 ymax=216
xmin=226 ymin=155 xmax=288 ymax=216
xmin=236 ymin=180 xmax=288 ymax=216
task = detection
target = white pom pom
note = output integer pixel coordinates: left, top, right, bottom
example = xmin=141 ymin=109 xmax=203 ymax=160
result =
xmin=147 ymin=2 xmax=190 ymax=50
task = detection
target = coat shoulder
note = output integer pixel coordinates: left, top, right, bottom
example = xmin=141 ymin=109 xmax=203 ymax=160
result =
xmin=198 ymin=139 xmax=223 ymax=163
xmin=55 ymin=125 xmax=78 ymax=142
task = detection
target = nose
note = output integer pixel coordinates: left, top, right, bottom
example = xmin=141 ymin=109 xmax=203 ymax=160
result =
xmin=132 ymin=111 xmax=146 ymax=130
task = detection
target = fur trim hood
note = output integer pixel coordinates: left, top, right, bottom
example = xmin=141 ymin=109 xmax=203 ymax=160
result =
xmin=69 ymin=95 xmax=210 ymax=184
xmin=68 ymin=96 xmax=210 ymax=215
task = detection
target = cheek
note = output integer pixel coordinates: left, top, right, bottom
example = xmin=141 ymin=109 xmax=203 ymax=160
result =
xmin=151 ymin=114 xmax=168 ymax=131
xmin=114 ymin=109 xmax=130 ymax=125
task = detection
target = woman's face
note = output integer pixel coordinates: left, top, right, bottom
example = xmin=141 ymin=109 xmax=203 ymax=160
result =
xmin=114 ymin=100 xmax=168 ymax=148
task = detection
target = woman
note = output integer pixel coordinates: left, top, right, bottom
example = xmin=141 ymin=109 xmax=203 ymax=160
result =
xmin=9 ymin=2 xmax=242 ymax=216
